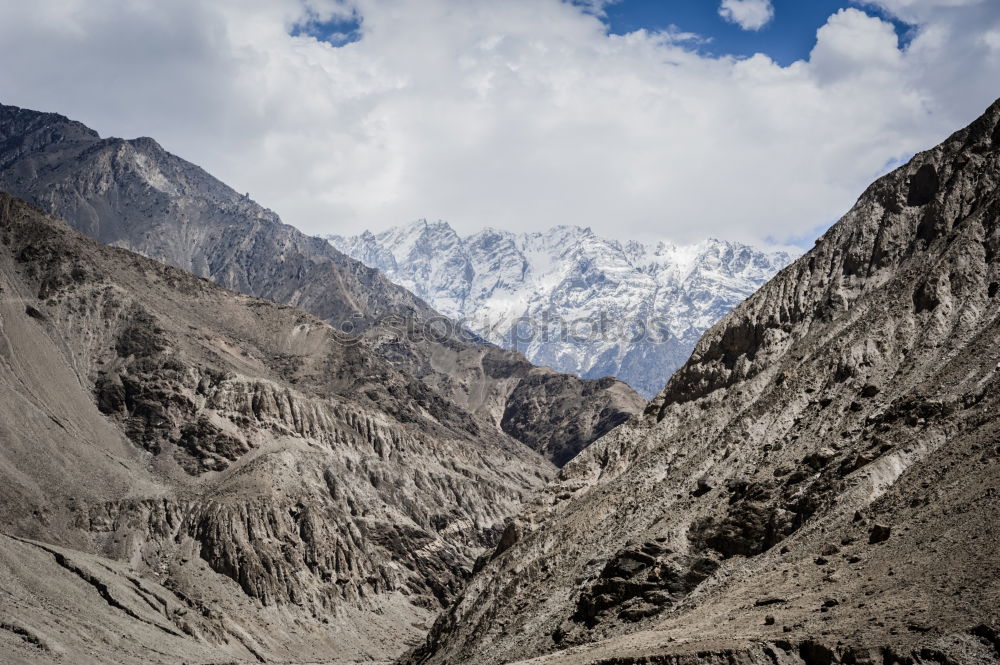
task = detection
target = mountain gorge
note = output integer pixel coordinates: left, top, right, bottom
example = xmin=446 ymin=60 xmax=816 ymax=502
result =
xmin=0 ymin=103 xmax=648 ymax=663
xmin=330 ymin=224 xmax=793 ymax=398
xmin=403 ymin=100 xmax=1000 ymax=665
xmin=0 ymin=95 xmax=998 ymax=665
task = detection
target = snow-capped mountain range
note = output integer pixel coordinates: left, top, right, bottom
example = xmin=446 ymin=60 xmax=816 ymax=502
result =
xmin=328 ymin=221 xmax=795 ymax=398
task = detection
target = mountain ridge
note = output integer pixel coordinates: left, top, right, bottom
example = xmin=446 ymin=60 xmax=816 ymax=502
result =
xmin=329 ymin=221 xmax=794 ymax=398
xmin=0 ymin=101 xmax=644 ymax=467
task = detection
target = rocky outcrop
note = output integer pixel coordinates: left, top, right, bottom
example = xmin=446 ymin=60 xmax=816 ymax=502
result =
xmin=0 ymin=193 xmax=551 ymax=662
xmin=403 ymin=100 xmax=1000 ymax=665
xmin=0 ymin=102 xmax=644 ymax=465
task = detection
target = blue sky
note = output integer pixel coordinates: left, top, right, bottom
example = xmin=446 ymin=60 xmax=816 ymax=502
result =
xmin=290 ymin=11 xmax=363 ymax=46
xmin=298 ymin=0 xmax=914 ymax=66
xmin=600 ymin=0 xmax=912 ymax=65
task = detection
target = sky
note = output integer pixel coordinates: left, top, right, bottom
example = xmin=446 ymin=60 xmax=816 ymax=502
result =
xmin=1 ymin=0 xmax=999 ymax=247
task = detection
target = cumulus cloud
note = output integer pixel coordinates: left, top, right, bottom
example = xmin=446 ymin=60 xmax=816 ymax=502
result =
xmin=810 ymin=8 xmax=903 ymax=82
xmin=0 ymin=0 xmax=998 ymax=246
xmin=718 ymin=0 xmax=775 ymax=31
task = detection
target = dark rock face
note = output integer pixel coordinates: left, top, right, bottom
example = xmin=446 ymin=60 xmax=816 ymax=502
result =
xmin=868 ymin=524 xmax=892 ymax=545
xmin=572 ymin=546 xmax=718 ymax=626
xmin=501 ymin=374 xmax=641 ymax=466
xmin=0 ymin=194 xmax=551 ymax=662
xmin=907 ymin=164 xmax=940 ymax=207
xmin=403 ymin=100 xmax=1000 ymax=665
xmin=0 ymin=102 xmax=643 ymax=467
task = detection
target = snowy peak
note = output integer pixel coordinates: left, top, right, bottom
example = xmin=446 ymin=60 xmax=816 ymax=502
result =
xmin=327 ymin=231 xmax=396 ymax=275
xmin=329 ymin=223 xmax=795 ymax=397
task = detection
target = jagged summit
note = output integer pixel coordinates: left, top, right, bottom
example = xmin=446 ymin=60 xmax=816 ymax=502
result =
xmin=0 ymin=102 xmax=99 ymax=144
xmin=329 ymin=222 xmax=794 ymax=397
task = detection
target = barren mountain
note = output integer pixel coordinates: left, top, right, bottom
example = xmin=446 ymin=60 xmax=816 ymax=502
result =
xmin=0 ymin=192 xmax=556 ymax=663
xmin=404 ymin=100 xmax=1000 ymax=665
xmin=330 ymin=223 xmax=792 ymax=398
xmin=0 ymin=103 xmax=643 ymax=466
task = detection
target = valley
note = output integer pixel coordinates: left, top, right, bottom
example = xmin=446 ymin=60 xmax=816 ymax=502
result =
xmin=1 ymin=93 xmax=998 ymax=665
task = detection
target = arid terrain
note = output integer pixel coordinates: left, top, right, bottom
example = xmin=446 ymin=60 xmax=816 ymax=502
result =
xmin=0 ymin=192 xmax=552 ymax=663
xmin=1 ymin=94 xmax=999 ymax=665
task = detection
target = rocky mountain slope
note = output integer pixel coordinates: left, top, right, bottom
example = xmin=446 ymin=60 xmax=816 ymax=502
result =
xmin=330 ymin=224 xmax=793 ymax=398
xmin=403 ymin=100 xmax=1000 ymax=665
xmin=0 ymin=103 xmax=643 ymax=466
xmin=0 ymin=192 xmax=555 ymax=664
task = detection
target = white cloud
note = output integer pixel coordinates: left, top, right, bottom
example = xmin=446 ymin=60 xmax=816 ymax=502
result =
xmin=718 ymin=0 xmax=775 ymax=31
xmin=810 ymin=8 xmax=903 ymax=82
xmin=0 ymin=0 xmax=998 ymax=246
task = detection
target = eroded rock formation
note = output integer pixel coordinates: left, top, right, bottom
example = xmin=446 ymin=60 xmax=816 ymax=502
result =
xmin=0 ymin=193 xmax=548 ymax=663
